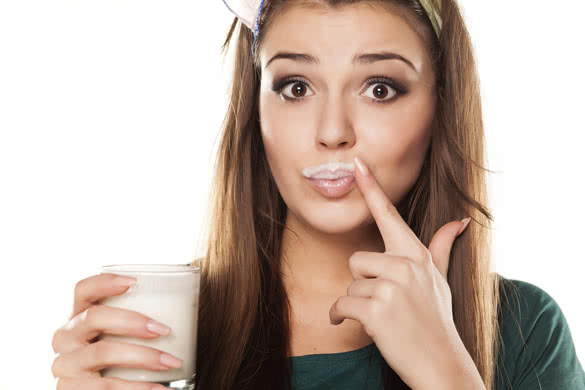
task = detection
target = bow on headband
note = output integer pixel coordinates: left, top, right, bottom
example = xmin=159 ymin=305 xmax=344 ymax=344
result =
xmin=221 ymin=0 xmax=442 ymax=55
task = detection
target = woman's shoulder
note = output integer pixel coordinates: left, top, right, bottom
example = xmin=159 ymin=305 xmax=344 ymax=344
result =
xmin=495 ymin=273 xmax=577 ymax=340
xmin=496 ymin=274 xmax=565 ymax=327
xmin=494 ymin=273 xmax=585 ymax=389
xmin=497 ymin=273 xmax=559 ymax=305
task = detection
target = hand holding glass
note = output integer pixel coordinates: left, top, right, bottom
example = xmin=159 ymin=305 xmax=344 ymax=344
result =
xmin=98 ymin=264 xmax=200 ymax=389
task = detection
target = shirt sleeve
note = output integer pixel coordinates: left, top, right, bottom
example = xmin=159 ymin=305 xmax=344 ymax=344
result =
xmin=504 ymin=279 xmax=585 ymax=390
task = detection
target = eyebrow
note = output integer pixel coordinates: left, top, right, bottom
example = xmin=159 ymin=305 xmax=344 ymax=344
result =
xmin=265 ymin=51 xmax=417 ymax=72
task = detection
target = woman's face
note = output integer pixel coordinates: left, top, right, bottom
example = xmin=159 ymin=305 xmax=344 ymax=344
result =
xmin=258 ymin=2 xmax=436 ymax=235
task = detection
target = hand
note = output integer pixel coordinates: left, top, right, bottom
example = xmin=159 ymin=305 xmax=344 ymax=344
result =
xmin=51 ymin=273 xmax=181 ymax=390
xmin=328 ymin=157 xmax=481 ymax=390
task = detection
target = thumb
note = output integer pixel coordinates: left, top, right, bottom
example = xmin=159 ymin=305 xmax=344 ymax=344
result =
xmin=428 ymin=217 xmax=471 ymax=280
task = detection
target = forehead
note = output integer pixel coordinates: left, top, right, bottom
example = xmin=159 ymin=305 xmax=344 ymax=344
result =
xmin=259 ymin=2 xmax=430 ymax=73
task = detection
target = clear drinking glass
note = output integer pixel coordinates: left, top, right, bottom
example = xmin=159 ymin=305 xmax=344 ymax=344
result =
xmin=97 ymin=263 xmax=200 ymax=389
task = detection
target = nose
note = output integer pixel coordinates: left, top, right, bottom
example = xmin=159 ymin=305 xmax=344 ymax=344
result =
xmin=316 ymin=96 xmax=356 ymax=149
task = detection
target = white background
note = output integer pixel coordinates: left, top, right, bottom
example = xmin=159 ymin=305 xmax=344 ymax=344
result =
xmin=1 ymin=1 xmax=584 ymax=388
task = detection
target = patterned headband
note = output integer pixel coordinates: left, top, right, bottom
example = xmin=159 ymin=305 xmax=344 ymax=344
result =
xmin=221 ymin=0 xmax=443 ymax=56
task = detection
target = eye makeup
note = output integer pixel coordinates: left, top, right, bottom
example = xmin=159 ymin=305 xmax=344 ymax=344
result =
xmin=270 ymin=74 xmax=409 ymax=105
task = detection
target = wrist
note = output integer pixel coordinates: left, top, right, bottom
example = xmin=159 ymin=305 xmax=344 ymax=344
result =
xmin=443 ymin=343 xmax=486 ymax=390
xmin=435 ymin=332 xmax=486 ymax=390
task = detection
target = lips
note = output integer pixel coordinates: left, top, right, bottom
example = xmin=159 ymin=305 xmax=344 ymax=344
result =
xmin=302 ymin=161 xmax=357 ymax=198
xmin=308 ymin=170 xmax=354 ymax=180
xmin=307 ymin=176 xmax=356 ymax=198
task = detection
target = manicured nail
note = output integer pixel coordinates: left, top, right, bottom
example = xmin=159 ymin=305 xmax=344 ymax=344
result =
xmin=114 ymin=276 xmax=136 ymax=287
xmin=354 ymin=157 xmax=369 ymax=176
xmin=160 ymin=353 xmax=183 ymax=368
xmin=147 ymin=320 xmax=172 ymax=336
xmin=457 ymin=217 xmax=472 ymax=236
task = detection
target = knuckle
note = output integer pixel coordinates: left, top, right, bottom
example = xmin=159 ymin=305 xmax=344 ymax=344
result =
xmin=335 ymin=296 xmax=347 ymax=312
xmin=397 ymin=258 xmax=416 ymax=282
xmin=348 ymin=254 xmax=356 ymax=268
xmin=51 ymin=354 xmax=63 ymax=378
xmin=73 ymin=280 xmax=83 ymax=296
xmin=375 ymin=281 xmax=393 ymax=300
xmin=51 ymin=328 xmax=64 ymax=353
xmin=418 ymin=248 xmax=434 ymax=271
xmin=73 ymin=277 xmax=89 ymax=298
xmin=419 ymin=247 xmax=432 ymax=263
xmin=84 ymin=304 xmax=103 ymax=325
xmin=346 ymin=280 xmax=359 ymax=296
xmin=346 ymin=282 xmax=355 ymax=296
xmin=93 ymin=339 xmax=113 ymax=365
xmin=348 ymin=252 xmax=361 ymax=269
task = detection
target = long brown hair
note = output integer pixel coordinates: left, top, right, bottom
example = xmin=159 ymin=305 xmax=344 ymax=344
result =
xmin=193 ymin=0 xmax=501 ymax=388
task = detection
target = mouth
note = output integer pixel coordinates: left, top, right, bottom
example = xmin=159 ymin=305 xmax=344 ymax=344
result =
xmin=307 ymin=175 xmax=356 ymax=198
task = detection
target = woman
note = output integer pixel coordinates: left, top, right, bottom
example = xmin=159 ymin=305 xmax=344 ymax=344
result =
xmin=50 ymin=0 xmax=585 ymax=389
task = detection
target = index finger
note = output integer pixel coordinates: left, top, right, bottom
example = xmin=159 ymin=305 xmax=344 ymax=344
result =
xmin=353 ymin=157 xmax=421 ymax=254
xmin=71 ymin=273 xmax=136 ymax=320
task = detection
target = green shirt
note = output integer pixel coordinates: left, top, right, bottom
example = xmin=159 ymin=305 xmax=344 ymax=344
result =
xmin=289 ymin=274 xmax=585 ymax=389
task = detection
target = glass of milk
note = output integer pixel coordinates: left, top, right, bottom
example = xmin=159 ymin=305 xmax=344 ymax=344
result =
xmin=97 ymin=263 xmax=200 ymax=390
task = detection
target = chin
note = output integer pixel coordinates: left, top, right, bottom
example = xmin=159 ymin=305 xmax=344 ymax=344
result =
xmin=292 ymin=201 xmax=372 ymax=236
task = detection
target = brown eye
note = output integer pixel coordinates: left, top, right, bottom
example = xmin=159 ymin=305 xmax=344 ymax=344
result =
xmin=363 ymin=83 xmax=397 ymax=102
xmin=291 ymin=82 xmax=306 ymax=97
xmin=280 ymin=81 xmax=314 ymax=100
xmin=374 ymin=85 xmax=388 ymax=98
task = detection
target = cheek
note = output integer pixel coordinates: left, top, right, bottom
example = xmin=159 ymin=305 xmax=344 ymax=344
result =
xmin=389 ymin=126 xmax=431 ymax=198
xmin=367 ymin=126 xmax=430 ymax=202
xmin=388 ymin=116 xmax=431 ymax=169
xmin=357 ymin=97 xmax=433 ymax=198
xmin=259 ymin=93 xmax=309 ymax=191
xmin=362 ymin=111 xmax=431 ymax=159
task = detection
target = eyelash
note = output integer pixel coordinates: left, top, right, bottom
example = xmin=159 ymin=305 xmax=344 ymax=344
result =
xmin=270 ymin=75 xmax=408 ymax=105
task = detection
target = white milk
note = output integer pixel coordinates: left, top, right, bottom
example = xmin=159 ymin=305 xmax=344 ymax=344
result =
xmin=98 ymin=264 xmax=200 ymax=384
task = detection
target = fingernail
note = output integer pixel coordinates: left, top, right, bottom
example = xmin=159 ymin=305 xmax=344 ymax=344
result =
xmin=147 ymin=320 xmax=172 ymax=336
xmin=160 ymin=353 xmax=183 ymax=368
xmin=354 ymin=157 xmax=369 ymax=176
xmin=457 ymin=217 xmax=472 ymax=236
xmin=114 ymin=276 xmax=136 ymax=287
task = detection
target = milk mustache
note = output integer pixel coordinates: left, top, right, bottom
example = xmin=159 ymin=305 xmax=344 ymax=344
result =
xmin=98 ymin=264 xmax=200 ymax=384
